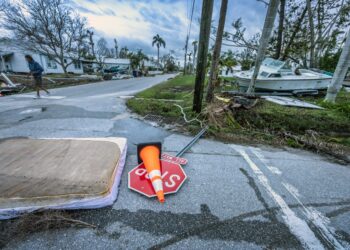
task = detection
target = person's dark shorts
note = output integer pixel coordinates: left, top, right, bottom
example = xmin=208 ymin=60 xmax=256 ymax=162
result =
xmin=33 ymin=76 xmax=42 ymax=87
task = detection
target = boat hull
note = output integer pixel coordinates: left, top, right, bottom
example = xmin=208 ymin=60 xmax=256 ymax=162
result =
xmin=236 ymin=77 xmax=332 ymax=92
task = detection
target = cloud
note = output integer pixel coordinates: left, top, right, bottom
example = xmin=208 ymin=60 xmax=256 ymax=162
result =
xmin=70 ymin=0 xmax=267 ymax=62
xmin=71 ymin=0 xmax=198 ymax=61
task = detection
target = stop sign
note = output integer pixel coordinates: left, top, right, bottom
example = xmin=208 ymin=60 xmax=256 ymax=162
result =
xmin=128 ymin=159 xmax=187 ymax=198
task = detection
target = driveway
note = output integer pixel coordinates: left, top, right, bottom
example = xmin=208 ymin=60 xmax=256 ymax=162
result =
xmin=0 ymin=74 xmax=349 ymax=249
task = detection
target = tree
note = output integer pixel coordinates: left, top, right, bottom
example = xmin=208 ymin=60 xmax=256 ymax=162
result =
xmin=119 ymin=46 xmax=129 ymax=59
xmin=325 ymin=30 xmax=350 ymax=102
xmin=275 ymin=0 xmax=286 ymax=59
xmin=220 ymin=50 xmax=238 ymax=74
xmin=95 ymin=37 xmax=111 ymax=70
xmin=152 ymin=34 xmax=166 ymax=68
xmin=87 ymin=30 xmax=96 ymax=59
xmin=206 ymin=0 xmax=228 ymax=103
xmin=162 ymin=53 xmax=178 ymax=72
xmin=114 ymin=38 xmax=118 ymax=58
xmin=193 ymin=0 xmax=214 ymax=113
xmin=2 ymin=0 xmax=88 ymax=74
xmin=192 ymin=41 xmax=198 ymax=73
xmin=282 ymin=5 xmax=308 ymax=61
xmin=128 ymin=49 xmax=149 ymax=70
xmin=247 ymin=0 xmax=280 ymax=94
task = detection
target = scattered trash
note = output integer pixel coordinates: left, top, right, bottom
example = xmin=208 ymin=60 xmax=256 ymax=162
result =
xmin=0 ymin=73 xmax=26 ymax=94
xmin=135 ymin=142 xmax=165 ymax=203
xmin=262 ymin=96 xmax=324 ymax=109
xmin=0 ymin=137 xmax=128 ymax=220
xmin=1 ymin=72 xmax=17 ymax=88
xmin=214 ymin=95 xmax=259 ymax=114
xmin=128 ymin=157 xmax=187 ymax=199
xmin=128 ymin=128 xmax=207 ymax=201
xmin=215 ymin=96 xmax=231 ymax=103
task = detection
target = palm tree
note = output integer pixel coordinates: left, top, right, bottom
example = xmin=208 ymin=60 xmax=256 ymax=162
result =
xmin=152 ymin=34 xmax=166 ymax=69
xmin=325 ymin=30 xmax=350 ymax=102
xmin=246 ymin=0 xmax=280 ymax=94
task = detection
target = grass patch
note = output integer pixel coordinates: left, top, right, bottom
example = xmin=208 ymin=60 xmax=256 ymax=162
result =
xmin=127 ymin=74 xmax=350 ymax=161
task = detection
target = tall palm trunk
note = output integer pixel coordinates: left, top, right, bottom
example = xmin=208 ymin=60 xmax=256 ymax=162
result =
xmin=306 ymin=0 xmax=315 ymax=68
xmin=157 ymin=46 xmax=160 ymax=70
xmin=275 ymin=0 xmax=285 ymax=59
xmin=247 ymin=0 xmax=280 ymax=94
xmin=206 ymin=0 xmax=228 ymax=103
xmin=325 ymin=30 xmax=350 ymax=103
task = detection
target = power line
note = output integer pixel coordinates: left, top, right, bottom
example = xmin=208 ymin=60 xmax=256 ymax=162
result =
xmin=188 ymin=0 xmax=196 ymax=39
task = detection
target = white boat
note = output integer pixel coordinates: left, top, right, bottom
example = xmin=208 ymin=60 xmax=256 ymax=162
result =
xmin=234 ymin=58 xmax=332 ymax=92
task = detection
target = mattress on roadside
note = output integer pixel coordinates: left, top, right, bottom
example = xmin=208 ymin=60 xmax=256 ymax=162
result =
xmin=0 ymin=137 xmax=127 ymax=219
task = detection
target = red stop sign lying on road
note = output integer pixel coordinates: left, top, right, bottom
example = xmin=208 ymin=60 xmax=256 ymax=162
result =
xmin=128 ymin=159 xmax=187 ymax=198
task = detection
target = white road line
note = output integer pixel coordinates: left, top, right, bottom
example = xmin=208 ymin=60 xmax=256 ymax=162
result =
xmin=238 ymin=149 xmax=324 ymax=249
xmin=250 ymin=148 xmax=282 ymax=175
xmin=14 ymin=94 xmax=65 ymax=100
xmin=282 ymin=183 xmax=346 ymax=250
xmin=250 ymin=148 xmax=346 ymax=249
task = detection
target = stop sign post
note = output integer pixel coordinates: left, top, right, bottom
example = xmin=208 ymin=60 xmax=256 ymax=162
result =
xmin=128 ymin=159 xmax=187 ymax=198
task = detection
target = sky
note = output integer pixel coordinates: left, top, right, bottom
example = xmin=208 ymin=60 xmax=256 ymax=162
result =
xmin=69 ymin=0 xmax=268 ymax=63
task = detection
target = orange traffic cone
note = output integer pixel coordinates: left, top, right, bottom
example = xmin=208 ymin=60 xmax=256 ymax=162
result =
xmin=137 ymin=142 xmax=165 ymax=203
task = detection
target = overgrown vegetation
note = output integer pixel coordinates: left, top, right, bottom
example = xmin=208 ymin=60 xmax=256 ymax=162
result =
xmin=127 ymin=75 xmax=350 ymax=162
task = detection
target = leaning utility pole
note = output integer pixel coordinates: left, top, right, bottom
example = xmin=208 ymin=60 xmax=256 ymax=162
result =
xmin=192 ymin=0 xmax=214 ymax=113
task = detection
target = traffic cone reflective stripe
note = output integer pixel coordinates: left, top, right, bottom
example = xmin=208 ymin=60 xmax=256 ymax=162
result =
xmin=139 ymin=145 xmax=165 ymax=203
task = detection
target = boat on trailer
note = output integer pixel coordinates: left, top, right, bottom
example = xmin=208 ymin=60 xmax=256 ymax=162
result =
xmin=234 ymin=58 xmax=332 ymax=92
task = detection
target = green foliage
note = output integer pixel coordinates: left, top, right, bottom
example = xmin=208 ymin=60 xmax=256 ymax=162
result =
xmin=127 ymin=75 xmax=350 ymax=150
xmin=128 ymin=49 xmax=148 ymax=70
xmin=319 ymin=50 xmax=341 ymax=72
xmin=152 ymin=34 xmax=166 ymax=48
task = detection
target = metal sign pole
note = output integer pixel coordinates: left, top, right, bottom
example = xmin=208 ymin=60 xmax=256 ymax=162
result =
xmin=175 ymin=126 xmax=207 ymax=157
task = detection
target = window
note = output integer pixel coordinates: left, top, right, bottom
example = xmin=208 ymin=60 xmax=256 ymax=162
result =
xmin=269 ymin=73 xmax=282 ymax=78
xmin=260 ymin=71 xmax=269 ymax=77
xmin=73 ymin=60 xmax=81 ymax=69
xmin=46 ymin=57 xmax=57 ymax=69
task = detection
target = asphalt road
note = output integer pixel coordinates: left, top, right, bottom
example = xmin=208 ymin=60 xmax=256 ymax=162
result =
xmin=0 ymin=74 xmax=350 ymax=249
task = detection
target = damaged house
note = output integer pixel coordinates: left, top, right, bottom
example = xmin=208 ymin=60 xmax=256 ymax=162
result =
xmin=0 ymin=38 xmax=84 ymax=75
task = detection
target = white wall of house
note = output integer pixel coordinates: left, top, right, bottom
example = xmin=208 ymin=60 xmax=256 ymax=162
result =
xmin=103 ymin=58 xmax=130 ymax=70
xmin=0 ymin=41 xmax=84 ymax=74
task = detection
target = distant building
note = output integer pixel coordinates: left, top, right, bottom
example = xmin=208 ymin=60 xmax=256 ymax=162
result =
xmin=0 ymin=38 xmax=84 ymax=74
xmin=103 ymin=58 xmax=130 ymax=71
xmin=81 ymin=57 xmax=131 ymax=74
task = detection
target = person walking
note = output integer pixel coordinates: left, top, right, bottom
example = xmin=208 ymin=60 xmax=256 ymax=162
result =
xmin=25 ymin=55 xmax=50 ymax=99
